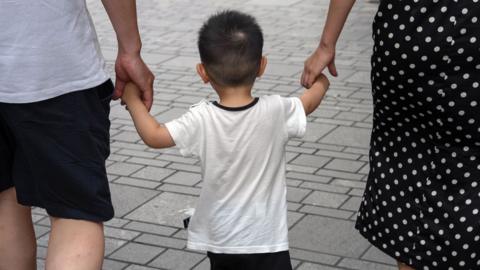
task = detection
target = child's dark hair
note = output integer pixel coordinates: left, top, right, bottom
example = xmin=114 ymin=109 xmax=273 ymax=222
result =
xmin=198 ymin=10 xmax=264 ymax=87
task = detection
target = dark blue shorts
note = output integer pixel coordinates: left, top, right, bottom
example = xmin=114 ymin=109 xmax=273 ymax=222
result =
xmin=0 ymin=80 xmax=115 ymax=221
xmin=207 ymin=250 xmax=292 ymax=270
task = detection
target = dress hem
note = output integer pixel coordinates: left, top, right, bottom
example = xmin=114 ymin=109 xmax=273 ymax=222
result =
xmin=355 ymin=223 xmax=420 ymax=270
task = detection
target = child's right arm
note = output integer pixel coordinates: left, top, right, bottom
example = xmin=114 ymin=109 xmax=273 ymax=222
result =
xmin=122 ymin=83 xmax=175 ymax=149
xmin=299 ymin=74 xmax=330 ymax=115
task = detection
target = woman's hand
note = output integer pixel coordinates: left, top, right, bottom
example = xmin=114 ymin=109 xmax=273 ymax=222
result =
xmin=301 ymin=0 xmax=356 ymax=88
xmin=301 ymin=43 xmax=337 ymax=89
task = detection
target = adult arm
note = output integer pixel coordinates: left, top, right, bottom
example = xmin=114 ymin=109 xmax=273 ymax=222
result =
xmin=301 ymin=0 xmax=356 ymax=88
xmin=101 ymin=0 xmax=155 ymax=110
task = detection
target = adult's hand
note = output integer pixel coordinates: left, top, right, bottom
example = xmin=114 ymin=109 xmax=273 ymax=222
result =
xmin=301 ymin=0 xmax=356 ymax=88
xmin=113 ymin=52 xmax=154 ymax=111
xmin=101 ymin=0 xmax=155 ymax=110
xmin=301 ymin=44 xmax=337 ymax=89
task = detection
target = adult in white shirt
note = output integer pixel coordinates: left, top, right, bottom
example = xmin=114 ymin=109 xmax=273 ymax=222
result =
xmin=0 ymin=1 xmax=154 ymax=269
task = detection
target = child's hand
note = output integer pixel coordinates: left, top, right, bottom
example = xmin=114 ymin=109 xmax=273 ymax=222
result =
xmin=313 ymin=73 xmax=330 ymax=91
xmin=122 ymin=83 xmax=143 ymax=105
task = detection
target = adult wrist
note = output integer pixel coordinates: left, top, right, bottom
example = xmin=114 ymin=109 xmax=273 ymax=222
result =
xmin=118 ymin=39 xmax=142 ymax=56
xmin=319 ymin=39 xmax=335 ymax=51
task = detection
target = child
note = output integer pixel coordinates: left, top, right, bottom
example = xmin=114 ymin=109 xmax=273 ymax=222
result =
xmin=122 ymin=10 xmax=329 ymax=270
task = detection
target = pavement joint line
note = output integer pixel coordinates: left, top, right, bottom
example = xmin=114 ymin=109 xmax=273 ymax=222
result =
xmin=117 ymin=190 xmax=165 ymax=219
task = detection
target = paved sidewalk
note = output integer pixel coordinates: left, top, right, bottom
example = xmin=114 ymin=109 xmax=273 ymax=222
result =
xmin=33 ymin=0 xmax=398 ymax=269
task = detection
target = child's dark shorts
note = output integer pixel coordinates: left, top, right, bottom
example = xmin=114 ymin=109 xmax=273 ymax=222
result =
xmin=0 ymin=80 xmax=115 ymax=222
xmin=207 ymin=250 xmax=293 ymax=270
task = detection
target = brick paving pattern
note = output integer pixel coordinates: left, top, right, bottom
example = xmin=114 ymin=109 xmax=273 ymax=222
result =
xmin=33 ymin=0 xmax=399 ymax=269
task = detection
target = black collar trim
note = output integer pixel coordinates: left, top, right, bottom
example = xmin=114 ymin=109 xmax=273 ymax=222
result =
xmin=212 ymin=97 xmax=259 ymax=111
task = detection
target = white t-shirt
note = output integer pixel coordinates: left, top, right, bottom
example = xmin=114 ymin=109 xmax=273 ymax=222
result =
xmin=165 ymin=95 xmax=306 ymax=254
xmin=0 ymin=0 xmax=109 ymax=103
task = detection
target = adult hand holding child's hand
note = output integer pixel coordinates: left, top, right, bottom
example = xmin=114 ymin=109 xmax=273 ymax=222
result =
xmin=114 ymin=52 xmax=155 ymax=110
xmin=301 ymin=43 xmax=337 ymax=89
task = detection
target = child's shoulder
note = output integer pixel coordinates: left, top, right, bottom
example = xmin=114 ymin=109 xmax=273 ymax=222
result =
xmin=259 ymin=94 xmax=299 ymax=108
xmin=189 ymin=99 xmax=211 ymax=109
xmin=183 ymin=99 xmax=213 ymax=115
xmin=259 ymin=94 xmax=298 ymax=101
xmin=175 ymin=100 xmax=211 ymax=122
xmin=258 ymin=94 xmax=283 ymax=104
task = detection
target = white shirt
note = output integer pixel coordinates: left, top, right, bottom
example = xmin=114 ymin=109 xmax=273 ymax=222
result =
xmin=0 ymin=0 xmax=109 ymax=103
xmin=165 ymin=95 xmax=306 ymax=254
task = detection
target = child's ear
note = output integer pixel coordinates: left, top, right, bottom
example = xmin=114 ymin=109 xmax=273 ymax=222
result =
xmin=196 ymin=63 xmax=210 ymax=84
xmin=257 ymin=56 xmax=268 ymax=77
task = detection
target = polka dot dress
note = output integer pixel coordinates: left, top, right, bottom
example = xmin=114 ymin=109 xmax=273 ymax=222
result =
xmin=355 ymin=1 xmax=480 ymax=269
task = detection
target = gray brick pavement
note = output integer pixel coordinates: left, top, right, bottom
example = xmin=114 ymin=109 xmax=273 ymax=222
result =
xmin=31 ymin=0 xmax=397 ymax=269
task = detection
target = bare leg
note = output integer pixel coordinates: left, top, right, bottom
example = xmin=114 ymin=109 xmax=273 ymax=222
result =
xmin=398 ymin=261 xmax=415 ymax=270
xmin=0 ymin=187 xmax=37 ymax=270
xmin=45 ymin=218 xmax=104 ymax=270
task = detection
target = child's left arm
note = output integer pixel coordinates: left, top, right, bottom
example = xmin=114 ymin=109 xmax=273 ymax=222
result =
xmin=122 ymin=83 xmax=175 ymax=149
xmin=299 ymin=74 xmax=330 ymax=115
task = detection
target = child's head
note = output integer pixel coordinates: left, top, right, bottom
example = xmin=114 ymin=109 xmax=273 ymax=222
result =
xmin=197 ymin=10 xmax=265 ymax=88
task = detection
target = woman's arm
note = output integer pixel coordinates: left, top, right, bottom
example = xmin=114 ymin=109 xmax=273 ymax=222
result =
xmin=301 ymin=0 xmax=356 ymax=88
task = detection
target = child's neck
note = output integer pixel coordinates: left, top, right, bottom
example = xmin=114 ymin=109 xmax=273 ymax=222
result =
xmin=215 ymin=85 xmax=254 ymax=107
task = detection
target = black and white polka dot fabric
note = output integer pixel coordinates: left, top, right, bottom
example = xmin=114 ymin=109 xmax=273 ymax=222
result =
xmin=355 ymin=1 xmax=480 ymax=269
